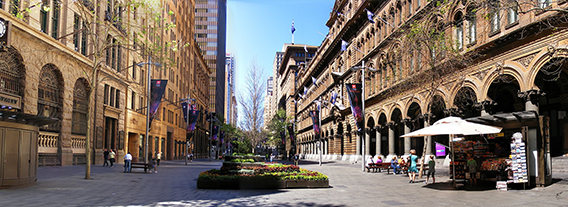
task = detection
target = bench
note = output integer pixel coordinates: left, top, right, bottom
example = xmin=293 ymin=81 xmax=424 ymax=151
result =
xmin=366 ymin=163 xmax=381 ymax=172
xmin=131 ymin=162 xmax=150 ymax=173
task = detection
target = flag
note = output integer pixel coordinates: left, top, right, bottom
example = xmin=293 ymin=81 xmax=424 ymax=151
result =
xmin=341 ymin=40 xmax=348 ymax=51
xmin=304 ymin=86 xmax=308 ymax=95
xmin=287 ymin=125 xmax=294 ymax=141
xmin=291 ymin=21 xmax=296 ymax=34
xmin=188 ymin=110 xmax=200 ymax=134
xmin=312 ymin=76 xmax=318 ymax=86
xmin=346 ymin=83 xmax=364 ymax=131
xmin=330 ymin=90 xmax=338 ymax=104
xmin=212 ymin=125 xmax=219 ymax=141
xmin=309 ymin=110 xmax=320 ymax=135
xmin=304 ymin=44 xmax=308 ymax=53
xmin=149 ymin=80 xmax=168 ymax=127
xmin=366 ymin=9 xmax=375 ymax=23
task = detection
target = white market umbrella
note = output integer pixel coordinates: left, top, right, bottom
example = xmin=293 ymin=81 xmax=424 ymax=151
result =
xmin=400 ymin=116 xmax=502 ymax=137
xmin=400 ymin=116 xmax=502 ymax=188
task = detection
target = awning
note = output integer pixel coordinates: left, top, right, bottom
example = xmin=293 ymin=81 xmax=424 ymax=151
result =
xmin=465 ymin=111 xmax=539 ymax=126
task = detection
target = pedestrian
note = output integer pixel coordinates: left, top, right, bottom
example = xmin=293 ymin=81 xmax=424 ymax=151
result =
xmin=390 ymin=156 xmax=400 ymax=174
xmin=408 ymin=149 xmax=418 ymax=183
xmin=376 ymin=156 xmax=383 ymax=164
xmin=156 ymin=151 xmax=161 ymax=166
xmin=365 ymin=156 xmax=374 ymax=172
xmin=270 ymin=153 xmax=275 ymax=162
xmin=425 ymin=155 xmax=436 ymax=184
xmin=149 ymin=157 xmax=157 ymax=173
xmin=293 ymin=154 xmax=299 ymax=166
xmin=109 ymin=149 xmax=116 ymax=168
xmin=124 ymin=152 xmax=132 ymax=173
xmin=103 ymin=149 xmax=109 ymax=167
xmin=189 ymin=153 xmax=194 ymax=162
xmin=467 ymin=154 xmax=477 ymax=185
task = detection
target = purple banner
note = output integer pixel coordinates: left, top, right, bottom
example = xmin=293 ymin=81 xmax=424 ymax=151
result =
xmin=435 ymin=142 xmax=446 ymax=157
xmin=346 ymin=83 xmax=363 ymax=131
xmin=287 ymin=125 xmax=294 ymax=141
xmin=188 ymin=110 xmax=200 ymax=134
xmin=149 ymin=80 xmax=168 ymax=127
xmin=309 ymin=110 xmax=320 ymax=135
xmin=212 ymin=125 xmax=219 ymax=141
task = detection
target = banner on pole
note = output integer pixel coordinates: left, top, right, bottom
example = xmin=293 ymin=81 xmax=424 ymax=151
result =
xmin=212 ymin=125 xmax=219 ymax=141
xmin=149 ymin=80 xmax=168 ymax=127
xmin=309 ymin=110 xmax=320 ymax=135
xmin=287 ymin=125 xmax=294 ymax=141
xmin=435 ymin=142 xmax=446 ymax=157
xmin=345 ymin=83 xmax=363 ymax=131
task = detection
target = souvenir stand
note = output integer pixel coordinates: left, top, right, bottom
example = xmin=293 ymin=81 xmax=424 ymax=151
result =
xmin=466 ymin=111 xmax=552 ymax=188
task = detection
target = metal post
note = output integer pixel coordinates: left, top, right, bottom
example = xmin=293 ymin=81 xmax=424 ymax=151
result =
xmin=318 ymin=98 xmax=322 ymax=166
xmin=209 ymin=112 xmax=212 ymax=162
xmin=185 ymin=95 xmax=190 ymax=165
xmin=144 ymin=56 xmax=152 ymax=164
xmin=361 ymin=60 xmax=366 ymax=172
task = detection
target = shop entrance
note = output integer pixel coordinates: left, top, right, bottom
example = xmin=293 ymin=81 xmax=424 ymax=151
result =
xmin=104 ymin=117 xmax=118 ymax=150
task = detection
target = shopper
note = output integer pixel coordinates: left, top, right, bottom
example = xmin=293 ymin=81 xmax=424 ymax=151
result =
xmin=408 ymin=149 xmax=418 ymax=183
xmin=425 ymin=155 xmax=436 ymax=184
xmin=109 ymin=149 xmax=116 ymax=168
xmin=467 ymin=154 xmax=477 ymax=185
xmin=390 ymin=156 xmax=400 ymax=174
xmin=294 ymin=154 xmax=299 ymax=166
xmin=103 ymin=149 xmax=109 ymax=167
xmin=124 ymin=152 xmax=132 ymax=173
xmin=156 ymin=151 xmax=161 ymax=166
xmin=189 ymin=153 xmax=194 ymax=162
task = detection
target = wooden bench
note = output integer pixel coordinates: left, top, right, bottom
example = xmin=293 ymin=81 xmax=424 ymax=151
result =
xmin=131 ymin=162 xmax=150 ymax=173
xmin=366 ymin=163 xmax=381 ymax=172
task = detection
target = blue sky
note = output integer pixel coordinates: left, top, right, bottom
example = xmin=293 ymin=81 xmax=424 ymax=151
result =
xmin=227 ymin=0 xmax=335 ymax=101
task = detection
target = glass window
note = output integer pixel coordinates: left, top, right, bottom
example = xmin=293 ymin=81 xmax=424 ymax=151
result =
xmin=207 ymin=42 xmax=217 ymax=47
xmin=208 ymin=34 xmax=217 ymax=38
xmin=206 ymin=51 xmax=217 ymax=56
xmin=209 ymin=9 xmax=218 ymax=13
xmin=539 ymin=0 xmax=551 ymax=8
xmin=508 ymin=7 xmax=518 ymax=25
xmin=467 ymin=11 xmax=476 ymax=44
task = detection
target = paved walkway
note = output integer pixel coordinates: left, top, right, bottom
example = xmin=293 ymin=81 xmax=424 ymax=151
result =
xmin=1 ymin=159 xmax=567 ymax=207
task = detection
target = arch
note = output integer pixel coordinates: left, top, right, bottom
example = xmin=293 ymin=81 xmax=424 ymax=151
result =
xmin=38 ymin=64 xmax=64 ymax=132
xmin=72 ymin=78 xmax=91 ymax=135
xmin=486 ymin=74 xmax=523 ymax=114
xmin=0 ymin=46 xmax=26 ymax=106
xmin=453 ymin=86 xmax=480 ymax=118
xmin=481 ymin=67 xmax=524 ymax=100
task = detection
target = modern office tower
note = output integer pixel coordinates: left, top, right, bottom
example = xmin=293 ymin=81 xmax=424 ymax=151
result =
xmin=195 ymin=0 xmax=227 ymax=121
xmin=225 ymin=53 xmax=235 ymax=124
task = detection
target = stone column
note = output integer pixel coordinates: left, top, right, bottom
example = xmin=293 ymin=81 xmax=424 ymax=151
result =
xmin=375 ymin=126 xmax=382 ymax=156
xmin=403 ymin=119 xmax=411 ymax=155
xmin=388 ymin=123 xmax=395 ymax=156
xmin=365 ymin=129 xmax=371 ymax=155
xmin=518 ymin=89 xmax=544 ymax=114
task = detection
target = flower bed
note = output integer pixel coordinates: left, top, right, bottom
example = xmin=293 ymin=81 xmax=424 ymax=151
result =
xmin=197 ymin=163 xmax=329 ymax=189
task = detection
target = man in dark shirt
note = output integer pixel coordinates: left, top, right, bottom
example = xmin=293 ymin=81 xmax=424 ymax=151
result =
xmin=103 ymin=149 xmax=109 ymax=167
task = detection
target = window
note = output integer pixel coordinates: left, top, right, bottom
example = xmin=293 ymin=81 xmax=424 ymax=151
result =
xmin=209 ymin=9 xmax=217 ymax=13
xmin=209 ymin=25 xmax=217 ymax=30
xmin=490 ymin=1 xmax=500 ymax=33
xmin=467 ymin=11 xmax=477 ymax=44
xmin=195 ymin=8 xmax=207 ymax=13
xmin=115 ymin=89 xmax=120 ymax=108
xmin=196 ymin=25 xmax=207 ymax=29
xmin=539 ymin=0 xmax=551 ymax=8
xmin=408 ymin=0 xmax=412 ymax=15
xmin=208 ymin=34 xmax=217 ymax=39
xmin=81 ymin=22 xmax=88 ymax=55
xmin=140 ymin=97 xmax=145 ymax=114
xmin=196 ymin=17 xmax=207 ymax=21
xmin=508 ymin=6 xmax=518 ymax=25
xmin=74 ymin=14 xmax=80 ymax=51
xmin=38 ymin=64 xmax=63 ymax=132
xmin=10 ymin=0 xmax=20 ymax=16
xmin=40 ymin=0 xmax=49 ymax=34
xmin=131 ymin=91 xmax=136 ymax=109
xmin=72 ymin=80 xmax=89 ymax=135
xmin=196 ymin=33 xmax=207 ymax=38
xmin=455 ymin=14 xmax=464 ymax=50
xmin=206 ymin=51 xmax=217 ymax=56
xmin=51 ymin=0 xmax=60 ymax=38
xmin=104 ymin=84 xmax=109 ymax=104
xmin=132 ymin=61 xmax=137 ymax=80
xmin=207 ymin=42 xmax=217 ymax=47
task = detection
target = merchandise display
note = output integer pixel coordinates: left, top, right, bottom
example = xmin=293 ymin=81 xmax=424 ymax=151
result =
xmin=510 ymin=133 xmax=528 ymax=184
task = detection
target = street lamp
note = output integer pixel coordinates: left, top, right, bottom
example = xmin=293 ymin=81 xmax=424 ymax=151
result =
xmin=136 ymin=56 xmax=161 ymax=164
xmin=332 ymin=61 xmax=377 ymax=172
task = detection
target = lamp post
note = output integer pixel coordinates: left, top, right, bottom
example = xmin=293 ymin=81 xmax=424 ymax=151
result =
xmin=136 ymin=56 xmax=161 ymax=164
xmin=181 ymin=96 xmax=195 ymax=165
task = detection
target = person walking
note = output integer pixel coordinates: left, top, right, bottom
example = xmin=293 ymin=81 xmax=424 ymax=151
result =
xmin=425 ymin=155 xmax=436 ymax=184
xmin=109 ymin=149 xmax=116 ymax=168
xmin=156 ymin=151 xmax=161 ymax=166
xmin=293 ymin=154 xmax=299 ymax=166
xmin=124 ymin=152 xmax=132 ymax=173
xmin=149 ymin=158 xmax=157 ymax=173
xmin=103 ymin=149 xmax=109 ymax=167
xmin=408 ymin=149 xmax=419 ymax=183
xmin=270 ymin=153 xmax=275 ymax=162
xmin=189 ymin=153 xmax=194 ymax=162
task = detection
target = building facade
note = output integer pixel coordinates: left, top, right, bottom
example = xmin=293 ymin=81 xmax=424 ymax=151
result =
xmin=0 ymin=0 xmax=211 ymax=168
xmin=195 ymin=0 xmax=226 ymax=121
xmin=286 ymin=0 xmax=566 ymax=185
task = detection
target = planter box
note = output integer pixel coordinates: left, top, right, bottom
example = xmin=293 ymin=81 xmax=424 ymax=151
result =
xmin=286 ymin=180 xmax=308 ymax=188
xmin=308 ymin=180 xmax=329 ymax=188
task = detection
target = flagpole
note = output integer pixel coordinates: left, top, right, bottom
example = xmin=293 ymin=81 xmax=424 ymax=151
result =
xmin=319 ymin=97 xmax=322 ymax=166
xmin=361 ymin=60 xmax=366 ymax=172
xmin=185 ymin=95 xmax=190 ymax=165
xmin=145 ymin=56 xmax=151 ymax=164
xmin=292 ymin=20 xmax=295 ymax=45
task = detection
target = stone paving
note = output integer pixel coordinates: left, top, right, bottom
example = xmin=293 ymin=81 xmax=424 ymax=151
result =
xmin=1 ymin=159 xmax=567 ymax=207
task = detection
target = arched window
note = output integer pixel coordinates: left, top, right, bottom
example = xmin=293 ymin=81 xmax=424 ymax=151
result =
xmin=0 ymin=47 xmax=25 ymax=101
xmin=466 ymin=8 xmax=477 ymax=44
xmin=72 ymin=79 xmax=90 ymax=135
xmin=38 ymin=64 xmax=63 ymax=132
xmin=454 ymin=12 xmax=464 ymax=50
